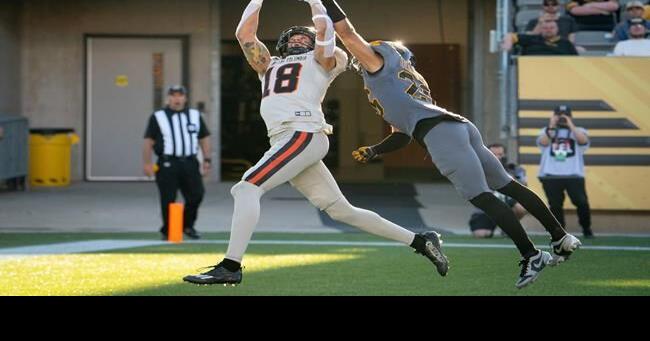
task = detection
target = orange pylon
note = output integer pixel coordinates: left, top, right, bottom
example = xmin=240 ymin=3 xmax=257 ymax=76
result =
xmin=168 ymin=203 xmax=184 ymax=243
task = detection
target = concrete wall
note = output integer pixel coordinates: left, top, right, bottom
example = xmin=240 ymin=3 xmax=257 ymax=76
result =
xmin=11 ymin=0 xmax=495 ymax=182
xmin=0 ymin=0 xmax=22 ymax=116
xmin=18 ymin=0 xmax=214 ymax=180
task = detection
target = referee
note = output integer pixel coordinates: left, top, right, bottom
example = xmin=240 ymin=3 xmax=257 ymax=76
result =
xmin=143 ymin=85 xmax=211 ymax=240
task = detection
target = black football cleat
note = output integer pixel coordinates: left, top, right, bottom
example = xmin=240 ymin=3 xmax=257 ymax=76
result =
xmin=183 ymin=264 xmax=242 ymax=286
xmin=183 ymin=228 xmax=201 ymax=240
xmin=415 ymin=231 xmax=449 ymax=277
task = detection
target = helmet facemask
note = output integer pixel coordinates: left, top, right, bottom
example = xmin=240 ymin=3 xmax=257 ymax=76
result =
xmin=276 ymin=26 xmax=317 ymax=57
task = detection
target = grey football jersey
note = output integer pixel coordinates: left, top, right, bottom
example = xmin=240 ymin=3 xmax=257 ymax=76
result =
xmin=361 ymin=41 xmax=460 ymax=135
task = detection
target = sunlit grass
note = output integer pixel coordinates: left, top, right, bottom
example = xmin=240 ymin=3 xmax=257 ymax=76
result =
xmin=577 ymin=279 xmax=650 ymax=289
xmin=1 ymin=233 xmax=649 ymax=295
xmin=0 ymin=253 xmax=361 ymax=296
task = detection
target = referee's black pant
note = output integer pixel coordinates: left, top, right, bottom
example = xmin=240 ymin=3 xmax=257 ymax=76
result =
xmin=155 ymin=156 xmax=205 ymax=234
xmin=540 ymin=177 xmax=591 ymax=232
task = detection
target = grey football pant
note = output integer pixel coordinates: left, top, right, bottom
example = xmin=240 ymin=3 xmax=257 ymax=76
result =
xmin=422 ymin=121 xmax=512 ymax=201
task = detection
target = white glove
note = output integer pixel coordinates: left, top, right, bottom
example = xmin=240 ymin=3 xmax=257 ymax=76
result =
xmin=299 ymin=0 xmax=323 ymax=5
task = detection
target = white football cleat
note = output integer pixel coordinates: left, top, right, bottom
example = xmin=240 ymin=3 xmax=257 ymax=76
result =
xmin=548 ymin=234 xmax=582 ymax=266
xmin=516 ymin=250 xmax=552 ymax=289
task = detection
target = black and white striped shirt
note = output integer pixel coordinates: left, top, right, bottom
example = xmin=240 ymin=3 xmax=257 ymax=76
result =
xmin=144 ymin=107 xmax=210 ymax=157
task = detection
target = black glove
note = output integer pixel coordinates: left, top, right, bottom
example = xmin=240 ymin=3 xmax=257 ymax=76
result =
xmin=352 ymin=146 xmax=377 ymax=163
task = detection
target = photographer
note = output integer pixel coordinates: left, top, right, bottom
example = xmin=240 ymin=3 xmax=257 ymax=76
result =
xmin=537 ymin=105 xmax=594 ymax=238
xmin=468 ymin=144 xmax=528 ymax=238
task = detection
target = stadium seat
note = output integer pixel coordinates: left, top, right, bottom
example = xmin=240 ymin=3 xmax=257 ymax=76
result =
xmin=517 ymin=0 xmax=543 ymax=6
xmin=578 ymin=49 xmax=611 ymax=56
xmin=516 ymin=10 xmax=541 ymax=32
xmin=575 ymin=30 xmax=616 ymax=47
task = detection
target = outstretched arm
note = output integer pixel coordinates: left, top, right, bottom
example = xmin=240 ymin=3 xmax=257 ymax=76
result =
xmin=352 ymin=126 xmax=412 ymax=163
xmin=321 ymin=0 xmax=384 ymax=73
xmin=300 ymin=0 xmax=337 ymax=71
xmin=235 ymin=0 xmax=271 ymax=75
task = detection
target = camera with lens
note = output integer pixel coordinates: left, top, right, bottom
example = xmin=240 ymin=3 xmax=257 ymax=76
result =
xmin=554 ymin=105 xmax=572 ymax=127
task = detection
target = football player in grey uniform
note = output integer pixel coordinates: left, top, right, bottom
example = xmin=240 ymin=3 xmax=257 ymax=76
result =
xmin=321 ymin=0 xmax=581 ymax=289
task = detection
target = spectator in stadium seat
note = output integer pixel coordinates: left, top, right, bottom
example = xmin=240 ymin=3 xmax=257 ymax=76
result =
xmin=644 ymin=1 xmax=650 ymax=20
xmin=527 ymin=0 xmax=579 ymax=43
xmin=613 ymin=1 xmax=650 ymax=41
xmin=469 ymin=144 xmax=528 ymax=239
xmin=566 ymin=0 xmax=620 ymax=31
xmin=537 ymin=105 xmax=594 ymax=239
xmin=502 ymin=20 xmax=579 ymax=55
xmin=613 ymin=18 xmax=650 ymax=55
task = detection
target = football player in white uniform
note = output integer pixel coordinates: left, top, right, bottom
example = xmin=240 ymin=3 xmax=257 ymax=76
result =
xmin=183 ymin=0 xmax=449 ymax=286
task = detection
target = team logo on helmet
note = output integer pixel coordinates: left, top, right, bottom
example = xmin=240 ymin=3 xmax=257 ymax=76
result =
xmin=276 ymin=26 xmax=317 ymax=57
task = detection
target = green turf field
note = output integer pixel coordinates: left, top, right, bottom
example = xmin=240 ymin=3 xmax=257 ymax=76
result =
xmin=1 ymin=232 xmax=649 ymax=296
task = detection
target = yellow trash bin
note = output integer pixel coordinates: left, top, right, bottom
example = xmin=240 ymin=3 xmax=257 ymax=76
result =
xmin=29 ymin=128 xmax=80 ymax=187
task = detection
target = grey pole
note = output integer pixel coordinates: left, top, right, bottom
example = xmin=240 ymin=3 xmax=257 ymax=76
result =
xmin=209 ymin=0 xmax=222 ymax=183
xmin=470 ymin=0 xmax=486 ymax=132
xmin=496 ymin=0 xmax=512 ymax=140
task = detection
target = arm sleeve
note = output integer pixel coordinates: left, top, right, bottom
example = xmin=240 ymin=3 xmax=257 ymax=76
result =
xmin=370 ymin=132 xmax=412 ymax=155
xmin=311 ymin=3 xmax=336 ymax=58
xmin=198 ymin=115 xmax=211 ymax=138
xmin=144 ymin=115 xmax=160 ymax=139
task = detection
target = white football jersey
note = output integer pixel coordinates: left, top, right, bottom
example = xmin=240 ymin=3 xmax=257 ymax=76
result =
xmin=258 ymin=47 xmax=348 ymax=137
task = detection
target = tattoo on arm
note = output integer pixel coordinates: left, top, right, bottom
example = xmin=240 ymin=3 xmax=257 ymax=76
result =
xmin=241 ymin=40 xmax=271 ymax=74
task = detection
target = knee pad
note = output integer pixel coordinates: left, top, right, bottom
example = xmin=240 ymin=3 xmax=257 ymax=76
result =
xmin=230 ymin=181 xmax=264 ymax=200
xmin=324 ymin=198 xmax=356 ymax=222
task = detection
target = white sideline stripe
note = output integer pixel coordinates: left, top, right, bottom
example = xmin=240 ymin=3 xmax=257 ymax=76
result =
xmin=0 ymin=240 xmax=167 ymax=258
xmin=201 ymin=240 xmax=650 ymax=252
xmin=1 ymin=239 xmax=650 ymax=258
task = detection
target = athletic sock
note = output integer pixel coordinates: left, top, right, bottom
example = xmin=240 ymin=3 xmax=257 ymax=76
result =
xmin=497 ymin=180 xmax=566 ymax=241
xmin=410 ymin=233 xmax=426 ymax=253
xmin=225 ymin=181 xmax=264 ymax=262
xmin=220 ymin=258 xmax=241 ymax=272
xmin=470 ymin=192 xmax=537 ymax=258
